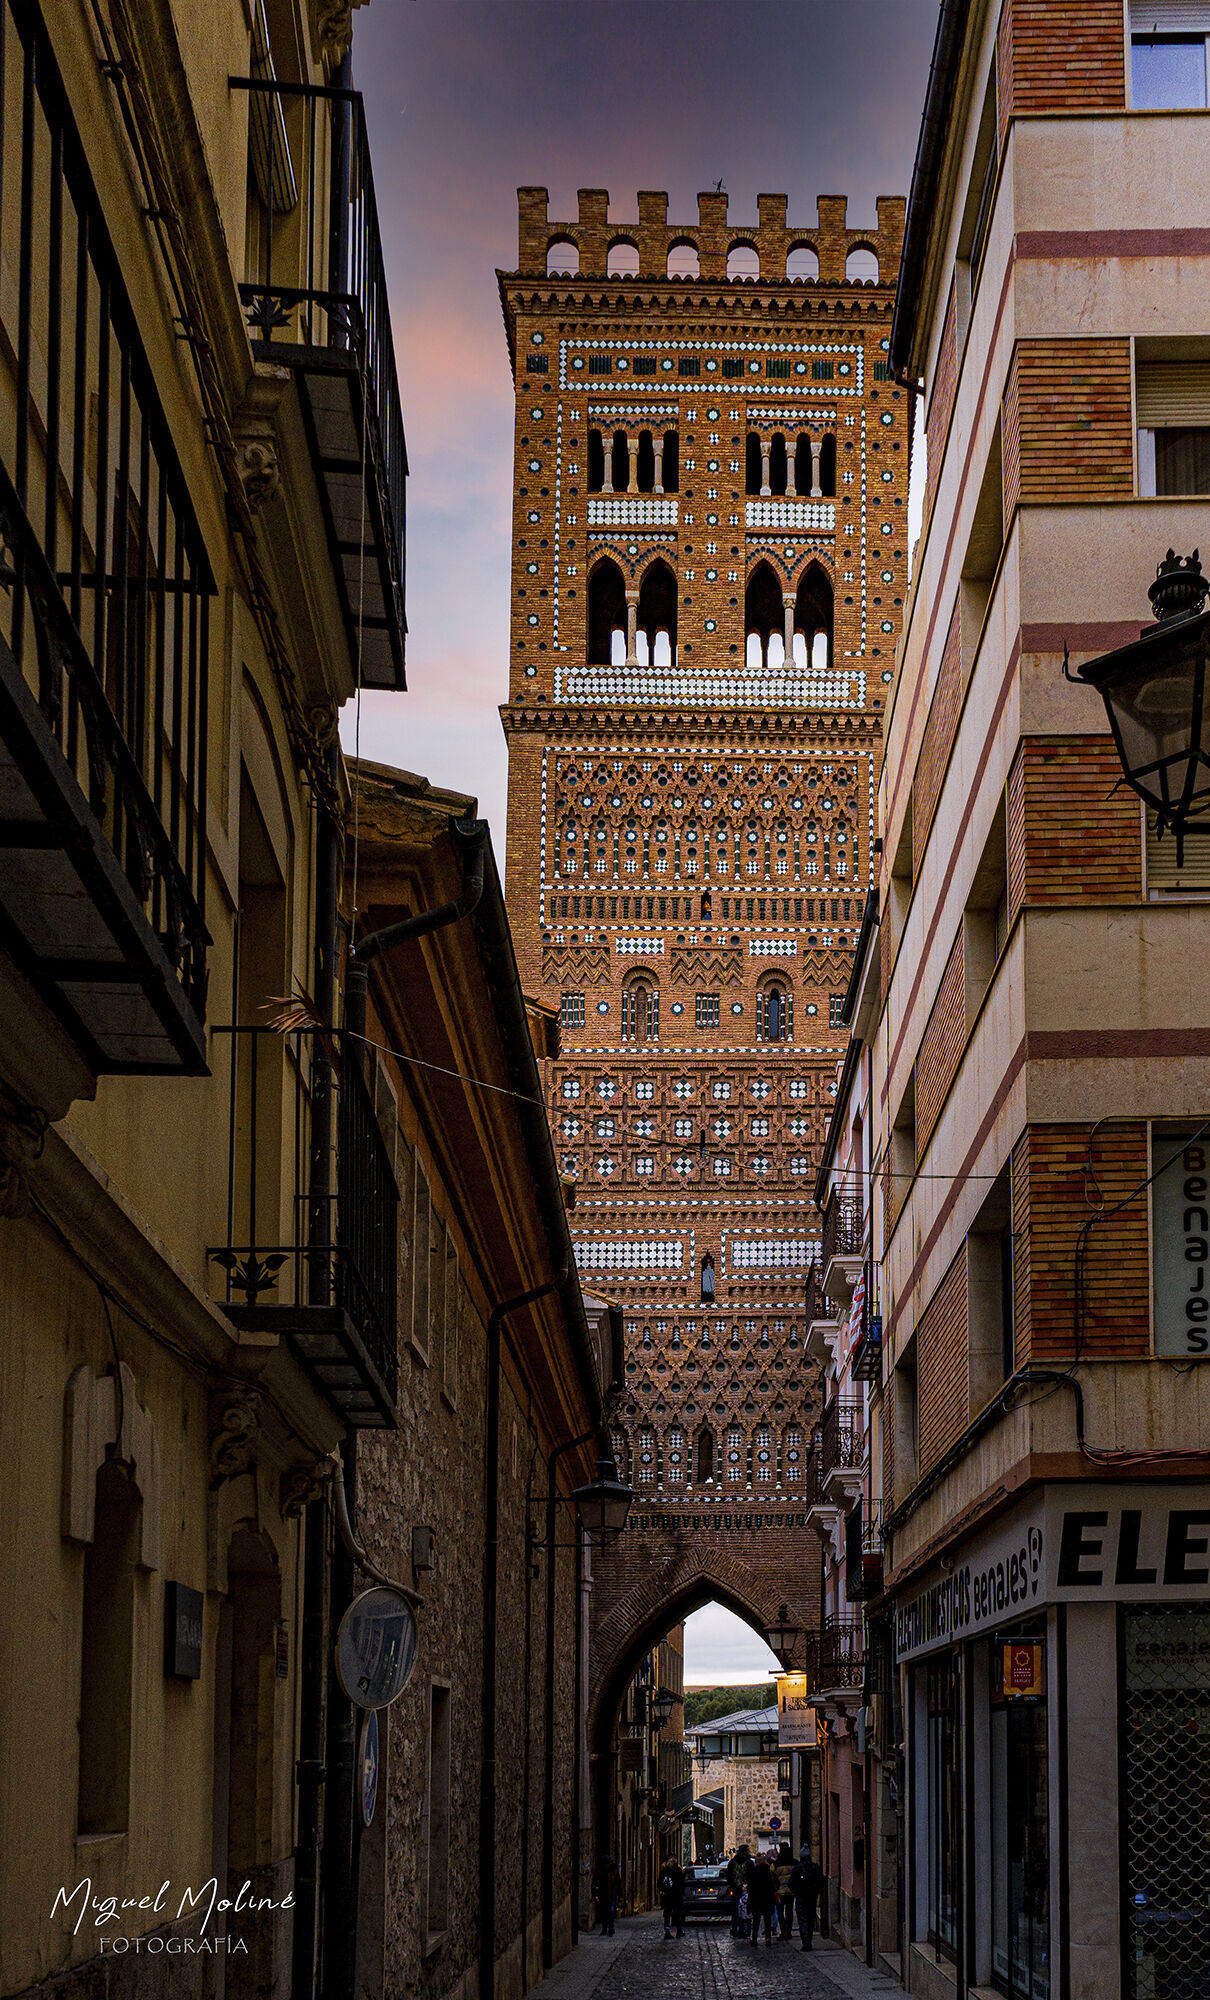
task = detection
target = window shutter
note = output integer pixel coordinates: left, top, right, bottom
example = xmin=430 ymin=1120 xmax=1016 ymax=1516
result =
xmin=1136 ymin=361 xmax=1210 ymax=427
xmin=785 ymin=991 xmax=794 ymax=1041
xmin=1146 ymin=810 xmax=1210 ymax=893
xmin=1130 ymin=1 xmax=1210 ymax=30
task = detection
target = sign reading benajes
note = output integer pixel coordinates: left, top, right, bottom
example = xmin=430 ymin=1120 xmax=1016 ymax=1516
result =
xmin=1152 ymin=1130 xmax=1210 ymax=1356
xmin=895 ymin=1514 xmax=1043 ymax=1662
xmin=895 ymin=1486 xmax=1210 ymax=1661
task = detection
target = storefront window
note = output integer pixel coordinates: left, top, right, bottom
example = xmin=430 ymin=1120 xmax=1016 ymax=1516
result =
xmin=927 ymin=1655 xmax=960 ymax=1957
xmin=990 ymin=1631 xmax=1049 ymax=2000
xmin=1123 ymin=1605 xmax=1210 ymax=2000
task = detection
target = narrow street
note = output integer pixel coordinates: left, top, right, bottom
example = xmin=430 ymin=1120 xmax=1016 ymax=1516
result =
xmin=540 ymin=1915 xmax=902 ymax=2000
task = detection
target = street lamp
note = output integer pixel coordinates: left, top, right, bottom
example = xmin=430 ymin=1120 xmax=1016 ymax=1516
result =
xmin=1068 ymin=550 xmax=1210 ymax=859
xmin=763 ymin=1604 xmax=798 ymax=1668
xmin=650 ymin=1687 xmax=677 ymax=1731
xmin=568 ymin=1457 xmax=634 ymax=1539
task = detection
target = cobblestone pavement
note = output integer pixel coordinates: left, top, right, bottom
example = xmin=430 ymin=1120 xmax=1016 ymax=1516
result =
xmin=538 ymin=1912 xmax=903 ymax=2000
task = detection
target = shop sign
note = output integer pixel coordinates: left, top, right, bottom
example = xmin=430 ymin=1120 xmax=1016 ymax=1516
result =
xmin=999 ymin=1640 xmax=1044 ymax=1700
xmin=1152 ymin=1131 xmax=1210 ymax=1356
xmin=895 ymin=1486 xmax=1210 ymax=1662
xmin=777 ymin=1672 xmax=818 ymax=1746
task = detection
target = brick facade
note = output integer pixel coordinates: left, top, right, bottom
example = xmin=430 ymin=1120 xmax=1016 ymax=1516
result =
xmin=1013 ymin=1122 xmax=1151 ymax=1363
xmin=500 ymin=188 xmax=908 ymax=1716
xmin=1008 ymin=736 xmax=1143 ymax=906
xmin=912 ymin=603 xmax=964 ymax=878
xmin=1003 ymin=338 xmax=1135 ymax=512
xmin=997 ymin=0 xmax=1127 ymax=125
xmin=916 ymin=1248 xmax=969 ymax=1474
xmin=915 ymin=930 xmax=967 ymax=1154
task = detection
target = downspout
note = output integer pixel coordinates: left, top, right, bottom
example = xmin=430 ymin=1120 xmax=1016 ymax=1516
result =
xmin=542 ymin=1427 xmax=599 ymax=1970
xmin=480 ymin=1275 xmax=570 ymax=2000
xmin=345 ymin=815 xmax=488 ymax=1040
xmin=294 ymin=741 xmax=340 ymax=2000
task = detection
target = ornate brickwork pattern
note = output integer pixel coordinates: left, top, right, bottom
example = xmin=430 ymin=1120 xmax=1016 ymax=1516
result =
xmin=500 ymin=188 xmax=907 ymax=1666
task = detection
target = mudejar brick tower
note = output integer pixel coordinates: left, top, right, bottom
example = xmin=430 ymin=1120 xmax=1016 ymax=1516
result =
xmin=499 ymin=188 xmax=908 ymax=1714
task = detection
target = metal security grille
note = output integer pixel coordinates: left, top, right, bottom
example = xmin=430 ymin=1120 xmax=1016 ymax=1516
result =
xmin=1123 ymin=1605 xmax=1210 ymax=1998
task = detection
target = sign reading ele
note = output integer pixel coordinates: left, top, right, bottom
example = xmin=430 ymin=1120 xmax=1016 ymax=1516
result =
xmin=895 ymin=1485 xmax=1210 ymax=1661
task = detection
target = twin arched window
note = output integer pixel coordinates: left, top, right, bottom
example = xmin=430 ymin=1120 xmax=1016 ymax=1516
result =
xmin=744 ymin=559 xmax=833 ymax=673
xmin=587 ymin=429 xmax=678 ymax=495
xmin=622 ymin=979 xmax=658 ymax=1042
xmin=757 ymin=983 xmax=793 ymax=1042
xmin=746 ymin=432 xmax=836 ymax=498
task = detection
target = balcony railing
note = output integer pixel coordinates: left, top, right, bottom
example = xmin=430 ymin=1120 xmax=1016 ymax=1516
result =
xmin=817 ymin=1614 xmax=865 ymax=1691
xmin=845 ymin=1498 xmax=885 ymax=1601
xmin=208 ymin=1027 xmax=398 ymax=1425
xmin=233 ymin=73 xmax=406 ymax=691
xmin=0 ymin=0 xmax=212 ymax=1073
xmin=821 ymin=1187 xmax=864 ymax=1271
xmin=819 ymin=1395 xmax=863 ymax=1481
xmin=804 ymin=1260 xmax=843 ymax=1331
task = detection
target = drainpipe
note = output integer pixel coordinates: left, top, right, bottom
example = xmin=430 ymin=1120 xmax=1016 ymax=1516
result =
xmin=344 ymin=816 xmax=488 ymax=1041
xmin=480 ymin=1275 xmax=570 ymax=2000
xmin=542 ymin=1428 xmax=598 ymax=1969
xmin=294 ymin=743 xmax=340 ymax=2000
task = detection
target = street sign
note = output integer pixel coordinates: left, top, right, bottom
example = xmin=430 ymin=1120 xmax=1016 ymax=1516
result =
xmin=359 ymin=1709 xmax=379 ymax=1826
xmin=335 ymin=1586 xmax=418 ymax=1709
xmin=769 ymin=1814 xmax=782 ymax=1831
xmin=777 ymin=1672 xmax=818 ymax=1747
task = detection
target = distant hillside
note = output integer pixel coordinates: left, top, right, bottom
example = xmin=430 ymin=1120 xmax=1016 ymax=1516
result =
xmin=683 ymin=1683 xmax=777 ymax=1728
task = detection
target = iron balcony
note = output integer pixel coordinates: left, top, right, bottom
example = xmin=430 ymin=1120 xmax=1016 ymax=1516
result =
xmin=821 ymin=1187 xmax=864 ymax=1303
xmin=0 ymin=0 xmax=211 ymax=1074
xmin=232 ymin=74 xmax=407 ymax=691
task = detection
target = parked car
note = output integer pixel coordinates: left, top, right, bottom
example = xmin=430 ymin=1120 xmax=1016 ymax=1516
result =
xmin=682 ymin=1864 xmax=734 ymax=1921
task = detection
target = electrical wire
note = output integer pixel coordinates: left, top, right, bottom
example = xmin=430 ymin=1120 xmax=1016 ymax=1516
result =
xmin=350 ymin=1029 xmax=542 ymax=1106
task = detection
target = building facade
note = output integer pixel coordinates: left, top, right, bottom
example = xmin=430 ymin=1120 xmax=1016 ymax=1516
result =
xmin=0 ymin=2 xmax=407 ymax=1995
xmin=870 ymin=4 xmax=1210 ymax=1998
xmin=497 ymin=184 xmax=911 ymax=1799
xmin=686 ymin=1705 xmax=785 ymax=1856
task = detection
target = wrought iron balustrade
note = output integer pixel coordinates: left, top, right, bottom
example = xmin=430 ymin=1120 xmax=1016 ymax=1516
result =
xmin=818 ymin=1614 xmax=865 ymax=1690
xmin=819 ymin=1394 xmax=864 ymax=1481
xmin=844 ymin=1497 xmax=885 ymax=1600
xmin=208 ymin=1026 xmax=398 ymax=1424
xmin=232 ymin=72 xmax=406 ymax=690
xmin=0 ymin=0 xmax=212 ymax=1072
xmin=821 ymin=1186 xmax=864 ymax=1270
xmin=804 ymin=1260 xmax=842 ymax=1330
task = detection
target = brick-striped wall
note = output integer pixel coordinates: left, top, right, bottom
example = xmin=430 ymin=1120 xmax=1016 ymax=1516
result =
xmin=917 ymin=1248 xmax=969 ymax=1474
xmin=912 ymin=602 xmax=964 ymax=877
xmin=997 ymin=0 xmax=1127 ymax=125
xmin=1014 ymin=1123 xmax=1151 ymax=1361
xmin=924 ymin=280 xmax=959 ymax=527
xmin=1003 ymin=339 xmax=1134 ymax=512
xmin=915 ymin=930 xmax=967 ymax=1154
xmin=1009 ymin=737 xmax=1142 ymax=903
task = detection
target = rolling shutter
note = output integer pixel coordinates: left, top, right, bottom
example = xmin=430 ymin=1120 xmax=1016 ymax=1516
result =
xmin=1136 ymin=361 xmax=1210 ymax=427
xmin=1146 ymin=810 xmax=1210 ymax=893
xmin=1130 ymin=1 xmax=1210 ymax=28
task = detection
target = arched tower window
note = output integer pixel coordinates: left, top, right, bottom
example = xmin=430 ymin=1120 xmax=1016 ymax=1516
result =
xmin=745 ymin=434 xmax=762 ymax=496
xmin=622 ymin=976 xmax=658 ymax=1042
xmin=546 ymin=237 xmax=579 ymax=276
xmin=607 ymin=239 xmax=640 ymax=277
xmin=588 ymin=558 xmax=626 ymax=665
xmin=744 ymin=561 xmax=784 ymax=670
xmin=793 ymin=434 xmax=812 ymax=494
xmin=846 ymin=244 xmax=880 ymax=282
xmin=667 ymin=240 xmax=700 ymax=278
xmin=662 ymin=430 xmax=679 ymax=493
xmin=769 ymin=434 xmax=788 ymax=496
xmin=787 ymin=243 xmax=819 ymax=280
xmin=700 ymin=1253 xmax=715 ymax=1303
xmin=587 ymin=429 xmax=605 ymax=492
xmin=795 ymin=563 xmax=834 ymax=673
xmin=757 ymin=981 xmax=793 ymax=1042
xmin=696 ymin=1427 xmax=715 ymax=1484
xmin=726 ymin=242 xmax=760 ymax=280
xmin=637 ymin=558 xmax=677 ymax=666
xmin=636 ymin=430 xmax=655 ymax=492
xmin=610 ymin=429 xmax=629 ymax=492
xmin=819 ymin=435 xmax=837 ymax=497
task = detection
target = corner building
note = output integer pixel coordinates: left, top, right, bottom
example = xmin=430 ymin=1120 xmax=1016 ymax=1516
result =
xmin=499 ymin=189 xmax=908 ymax=1695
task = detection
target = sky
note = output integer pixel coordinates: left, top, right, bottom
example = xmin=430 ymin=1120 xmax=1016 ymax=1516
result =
xmin=345 ymin=0 xmax=938 ymax=841
xmin=684 ymin=1603 xmax=783 ymax=1687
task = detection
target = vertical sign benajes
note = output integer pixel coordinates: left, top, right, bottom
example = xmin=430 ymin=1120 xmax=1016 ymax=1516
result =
xmin=1153 ymin=1130 xmax=1210 ymax=1355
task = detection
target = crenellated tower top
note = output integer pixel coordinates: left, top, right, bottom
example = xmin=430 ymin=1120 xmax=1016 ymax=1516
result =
xmin=513 ymin=187 xmax=905 ymax=286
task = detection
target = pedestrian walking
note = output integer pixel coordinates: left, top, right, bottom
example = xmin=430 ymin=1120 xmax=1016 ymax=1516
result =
xmin=592 ymin=1855 xmax=622 ymax=1936
xmin=789 ymin=1845 xmax=824 ymax=1952
xmin=657 ymin=1856 xmax=686 ymax=1938
xmin=747 ymin=1853 xmax=777 ymax=1946
xmin=735 ymin=1886 xmax=751 ymax=1939
xmin=774 ymin=1841 xmax=795 ymax=1937
xmin=725 ymin=1843 xmax=751 ymax=1935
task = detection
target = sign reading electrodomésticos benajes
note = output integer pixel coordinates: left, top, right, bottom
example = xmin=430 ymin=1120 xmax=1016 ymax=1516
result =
xmin=894 ymin=1485 xmax=1210 ymax=1661
xmin=1152 ymin=1130 xmax=1210 ymax=1355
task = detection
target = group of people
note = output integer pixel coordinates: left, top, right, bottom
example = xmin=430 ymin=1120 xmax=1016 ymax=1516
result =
xmin=725 ymin=1842 xmax=824 ymax=1951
